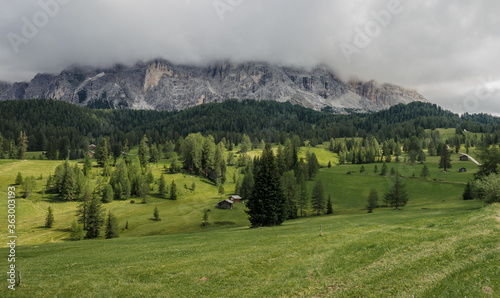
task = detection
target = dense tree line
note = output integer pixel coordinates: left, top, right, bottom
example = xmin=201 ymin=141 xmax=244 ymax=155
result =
xmin=2 ymin=99 xmax=500 ymax=160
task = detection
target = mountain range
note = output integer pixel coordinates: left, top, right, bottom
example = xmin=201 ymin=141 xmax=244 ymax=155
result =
xmin=0 ymin=59 xmax=428 ymax=112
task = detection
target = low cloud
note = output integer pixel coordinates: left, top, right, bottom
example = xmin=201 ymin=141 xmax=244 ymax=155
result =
xmin=0 ymin=0 xmax=499 ymax=114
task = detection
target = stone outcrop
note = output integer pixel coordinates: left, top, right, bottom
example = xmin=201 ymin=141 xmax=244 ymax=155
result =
xmin=0 ymin=59 xmax=428 ymax=112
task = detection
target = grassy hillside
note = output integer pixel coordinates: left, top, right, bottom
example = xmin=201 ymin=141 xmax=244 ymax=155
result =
xmin=1 ymin=143 xmax=498 ymax=296
xmin=1 ymin=202 xmax=497 ymax=297
xmin=0 ymin=146 xmax=482 ymax=246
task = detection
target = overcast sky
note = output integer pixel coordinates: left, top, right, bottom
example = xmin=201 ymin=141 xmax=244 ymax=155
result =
xmin=1 ymin=0 xmax=499 ymax=114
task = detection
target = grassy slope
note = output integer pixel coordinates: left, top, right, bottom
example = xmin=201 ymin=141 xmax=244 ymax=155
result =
xmin=1 ymin=203 xmax=497 ymax=297
xmin=1 ymin=144 xmax=498 ymax=296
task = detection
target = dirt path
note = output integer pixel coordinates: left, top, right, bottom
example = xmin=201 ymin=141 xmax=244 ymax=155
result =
xmin=458 ymin=153 xmax=482 ymax=166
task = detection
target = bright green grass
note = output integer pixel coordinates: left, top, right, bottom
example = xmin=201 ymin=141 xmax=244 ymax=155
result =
xmin=0 ymin=147 xmax=483 ymax=247
xmin=1 ymin=203 xmax=497 ymax=297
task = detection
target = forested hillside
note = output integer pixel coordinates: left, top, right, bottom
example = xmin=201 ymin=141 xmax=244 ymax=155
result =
xmin=1 ymin=99 xmax=500 ymax=155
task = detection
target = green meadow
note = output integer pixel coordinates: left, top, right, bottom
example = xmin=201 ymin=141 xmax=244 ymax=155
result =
xmin=0 ymin=146 xmax=498 ymax=296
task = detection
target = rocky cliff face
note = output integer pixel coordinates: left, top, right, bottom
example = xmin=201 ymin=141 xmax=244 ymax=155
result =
xmin=0 ymin=60 xmax=427 ymax=112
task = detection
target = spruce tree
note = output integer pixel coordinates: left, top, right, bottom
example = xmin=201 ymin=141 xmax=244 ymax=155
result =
xmin=153 ymin=206 xmax=160 ymax=221
xmin=311 ymin=179 xmax=325 ymax=215
xmin=246 ymin=144 xmax=286 ymax=227
xmin=170 ymin=180 xmax=177 ymax=200
xmin=105 ymin=211 xmax=119 ymax=239
xmin=85 ymin=195 xmax=105 ymax=239
xmin=439 ymin=144 xmax=451 ymax=171
xmin=45 ymin=206 xmax=54 ymax=228
xmin=384 ymin=174 xmax=409 ymax=210
xmin=367 ymin=188 xmax=378 ymax=213
xmin=326 ymin=195 xmax=333 ymax=214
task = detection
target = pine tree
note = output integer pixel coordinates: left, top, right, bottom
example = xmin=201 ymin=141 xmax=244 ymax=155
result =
xmin=246 ymin=144 xmax=286 ymax=227
xmin=384 ymin=174 xmax=409 ymax=210
xmin=15 ymin=172 xmax=23 ymax=185
xmin=170 ymin=180 xmax=177 ymax=200
xmin=105 ymin=211 xmax=119 ymax=239
xmin=439 ymin=144 xmax=451 ymax=171
xmin=326 ymin=195 xmax=333 ymax=214
xmin=360 ymin=165 xmax=365 ymax=173
xmin=45 ymin=206 xmax=54 ymax=228
xmin=374 ymin=164 xmax=378 ymax=173
xmin=153 ymin=206 xmax=161 ymax=221
xmin=191 ymin=181 xmax=196 ymax=191
xmin=420 ymin=164 xmax=429 ymax=179
xmin=327 ymin=161 xmax=332 ymax=168
xmin=17 ymin=131 xmax=28 ymax=159
xmin=367 ymin=188 xmax=378 ymax=213
xmin=69 ymin=219 xmax=84 ymax=241
xmin=311 ymin=180 xmax=325 ymax=215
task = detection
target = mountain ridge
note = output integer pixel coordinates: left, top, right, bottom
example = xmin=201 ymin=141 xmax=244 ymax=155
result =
xmin=0 ymin=59 xmax=428 ymax=112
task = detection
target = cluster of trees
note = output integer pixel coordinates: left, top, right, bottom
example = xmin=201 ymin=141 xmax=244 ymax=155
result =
xmin=462 ymin=145 xmax=500 ymax=204
xmin=243 ymin=142 xmax=323 ymax=227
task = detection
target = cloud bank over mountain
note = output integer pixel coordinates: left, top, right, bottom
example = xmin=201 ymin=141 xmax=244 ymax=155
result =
xmin=0 ymin=0 xmax=499 ymax=113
